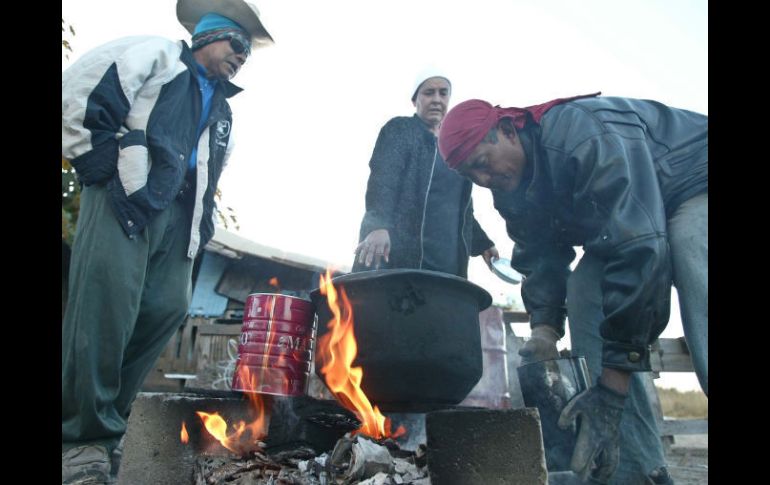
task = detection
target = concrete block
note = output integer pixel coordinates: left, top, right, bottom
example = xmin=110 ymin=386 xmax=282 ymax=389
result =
xmin=117 ymin=392 xmax=259 ymax=485
xmin=426 ymin=407 xmax=547 ymax=485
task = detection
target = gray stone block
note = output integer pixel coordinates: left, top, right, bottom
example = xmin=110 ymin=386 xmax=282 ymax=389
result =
xmin=117 ymin=392 xmax=259 ymax=485
xmin=426 ymin=407 xmax=547 ymax=485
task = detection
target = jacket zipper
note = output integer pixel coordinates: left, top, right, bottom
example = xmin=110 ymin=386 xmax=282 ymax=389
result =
xmin=461 ymin=185 xmax=471 ymax=258
xmin=419 ymin=146 xmax=438 ymax=269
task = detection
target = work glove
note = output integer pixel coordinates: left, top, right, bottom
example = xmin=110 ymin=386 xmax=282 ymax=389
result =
xmin=518 ymin=325 xmax=561 ymax=364
xmin=557 ymin=380 xmax=627 ymax=484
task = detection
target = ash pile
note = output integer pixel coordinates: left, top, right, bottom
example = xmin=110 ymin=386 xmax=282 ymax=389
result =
xmin=194 ymin=433 xmax=429 ymax=485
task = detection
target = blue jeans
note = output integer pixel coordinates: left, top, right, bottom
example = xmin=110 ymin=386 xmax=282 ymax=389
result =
xmin=668 ymin=193 xmax=708 ymax=395
xmin=568 ymin=255 xmax=666 ymax=484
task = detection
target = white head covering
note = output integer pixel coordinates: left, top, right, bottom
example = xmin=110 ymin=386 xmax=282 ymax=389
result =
xmin=411 ymin=67 xmax=451 ymax=102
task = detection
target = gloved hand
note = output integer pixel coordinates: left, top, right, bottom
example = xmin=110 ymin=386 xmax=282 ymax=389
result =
xmin=518 ymin=325 xmax=561 ymax=364
xmin=557 ymin=380 xmax=627 ymax=484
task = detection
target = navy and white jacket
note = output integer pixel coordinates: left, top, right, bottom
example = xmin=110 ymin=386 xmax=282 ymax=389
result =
xmin=62 ymin=36 xmax=240 ymax=258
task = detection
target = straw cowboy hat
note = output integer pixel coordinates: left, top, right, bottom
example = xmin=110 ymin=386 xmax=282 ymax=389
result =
xmin=176 ymin=0 xmax=274 ymax=48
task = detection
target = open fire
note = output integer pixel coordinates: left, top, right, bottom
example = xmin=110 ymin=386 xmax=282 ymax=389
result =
xmin=181 ymin=268 xmax=403 ymax=455
xmin=181 ymin=365 xmax=269 ymax=454
xmin=317 ymin=269 xmax=406 ymax=440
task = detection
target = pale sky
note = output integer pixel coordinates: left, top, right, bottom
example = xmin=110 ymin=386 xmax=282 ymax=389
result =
xmin=62 ymin=0 xmax=708 ymax=392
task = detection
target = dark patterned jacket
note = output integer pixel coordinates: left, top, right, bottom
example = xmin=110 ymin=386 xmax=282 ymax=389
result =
xmin=353 ymin=115 xmax=494 ymax=277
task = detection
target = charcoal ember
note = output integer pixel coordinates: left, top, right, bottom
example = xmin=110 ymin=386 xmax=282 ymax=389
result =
xmin=269 ymin=446 xmax=317 ymax=464
xmin=306 ymin=413 xmax=360 ymax=430
xmin=380 ymin=438 xmax=413 ymax=460
xmin=193 ymin=452 xmax=281 ymax=485
xmin=414 ymin=444 xmax=427 ymax=468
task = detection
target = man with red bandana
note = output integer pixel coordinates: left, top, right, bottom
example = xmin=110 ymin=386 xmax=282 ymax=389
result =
xmin=438 ymin=94 xmax=707 ymax=484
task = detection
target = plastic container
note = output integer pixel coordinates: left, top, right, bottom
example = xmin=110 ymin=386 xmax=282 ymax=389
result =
xmin=460 ymin=306 xmax=512 ymax=409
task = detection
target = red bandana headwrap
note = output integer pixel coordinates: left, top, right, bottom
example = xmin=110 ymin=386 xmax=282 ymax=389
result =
xmin=438 ymin=92 xmax=601 ymax=168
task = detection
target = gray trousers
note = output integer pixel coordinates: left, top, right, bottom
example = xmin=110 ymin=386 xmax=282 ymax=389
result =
xmin=62 ymin=184 xmax=193 ymax=451
xmin=567 ymin=192 xmax=708 ymax=483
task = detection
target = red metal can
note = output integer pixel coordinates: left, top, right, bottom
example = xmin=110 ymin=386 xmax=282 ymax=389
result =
xmin=238 ymin=330 xmax=314 ymax=351
xmin=231 ymin=366 xmax=310 ymax=397
xmin=237 ymin=352 xmax=312 ymax=374
xmin=241 ymin=319 xmax=315 ymax=336
xmin=232 ymin=293 xmax=316 ymax=396
xmin=243 ymin=293 xmax=315 ymax=322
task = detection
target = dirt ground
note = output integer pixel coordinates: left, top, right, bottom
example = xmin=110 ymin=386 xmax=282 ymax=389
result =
xmin=666 ymin=434 xmax=708 ymax=484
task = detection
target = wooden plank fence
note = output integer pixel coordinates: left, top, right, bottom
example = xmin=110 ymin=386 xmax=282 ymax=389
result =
xmin=144 ymin=309 xmax=707 ymax=448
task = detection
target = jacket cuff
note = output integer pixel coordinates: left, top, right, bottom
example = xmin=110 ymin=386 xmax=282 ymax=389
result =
xmin=70 ymin=138 xmax=119 ymax=186
xmin=529 ymin=309 xmax=566 ymax=337
xmin=470 ymin=239 xmax=494 ymax=256
xmin=601 ymin=340 xmax=652 ymax=372
xmin=118 ymin=129 xmax=147 ymax=149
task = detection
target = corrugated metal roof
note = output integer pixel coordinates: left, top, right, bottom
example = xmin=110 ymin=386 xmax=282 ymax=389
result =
xmin=205 ymin=227 xmax=351 ymax=274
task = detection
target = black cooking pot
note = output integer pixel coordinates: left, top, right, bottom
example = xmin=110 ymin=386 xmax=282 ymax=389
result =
xmin=310 ymin=269 xmax=492 ymax=411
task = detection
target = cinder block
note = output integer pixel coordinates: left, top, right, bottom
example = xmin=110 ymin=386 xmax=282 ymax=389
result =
xmin=117 ymin=392 xmax=258 ymax=485
xmin=426 ymin=407 xmax=547 ymax=485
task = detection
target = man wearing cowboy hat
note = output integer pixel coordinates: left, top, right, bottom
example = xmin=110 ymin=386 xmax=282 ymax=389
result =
xmin=61 ymin=1 xmax=272 ymax=482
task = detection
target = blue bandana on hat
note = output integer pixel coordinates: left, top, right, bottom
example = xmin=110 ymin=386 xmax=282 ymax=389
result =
xmin=191 ymin=13 xmax=251 ymax=54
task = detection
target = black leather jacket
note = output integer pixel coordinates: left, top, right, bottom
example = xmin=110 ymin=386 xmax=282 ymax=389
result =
xmin=494 ymin=96 xmax=707 ymax=372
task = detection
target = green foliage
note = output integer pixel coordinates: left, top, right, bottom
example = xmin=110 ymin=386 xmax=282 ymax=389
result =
xmin=62 ymin=19 xmax=80 ymax=245
xmin=656 ymin=386 xmax=708 ymax=419
xmin=62 ymin=18 xmax=75 ymax=60
xmin=215 ymin=188 xmax=240 ymax=231
xmin=62 ymin=157 xmax=80 ymax=244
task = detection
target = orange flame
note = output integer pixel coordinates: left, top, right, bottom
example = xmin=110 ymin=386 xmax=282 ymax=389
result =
xmin=317 ymin=269 xmax=406 ymax=440
xmin=196 ymin=405 xmax=265 ymax=454
xmin=192 ymin=366 xmax=269 ymax=454
xmin=235 ymin=366 xmax=270 ymax=440
xmin=181 ymin=421 xmax=189 ymax=444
